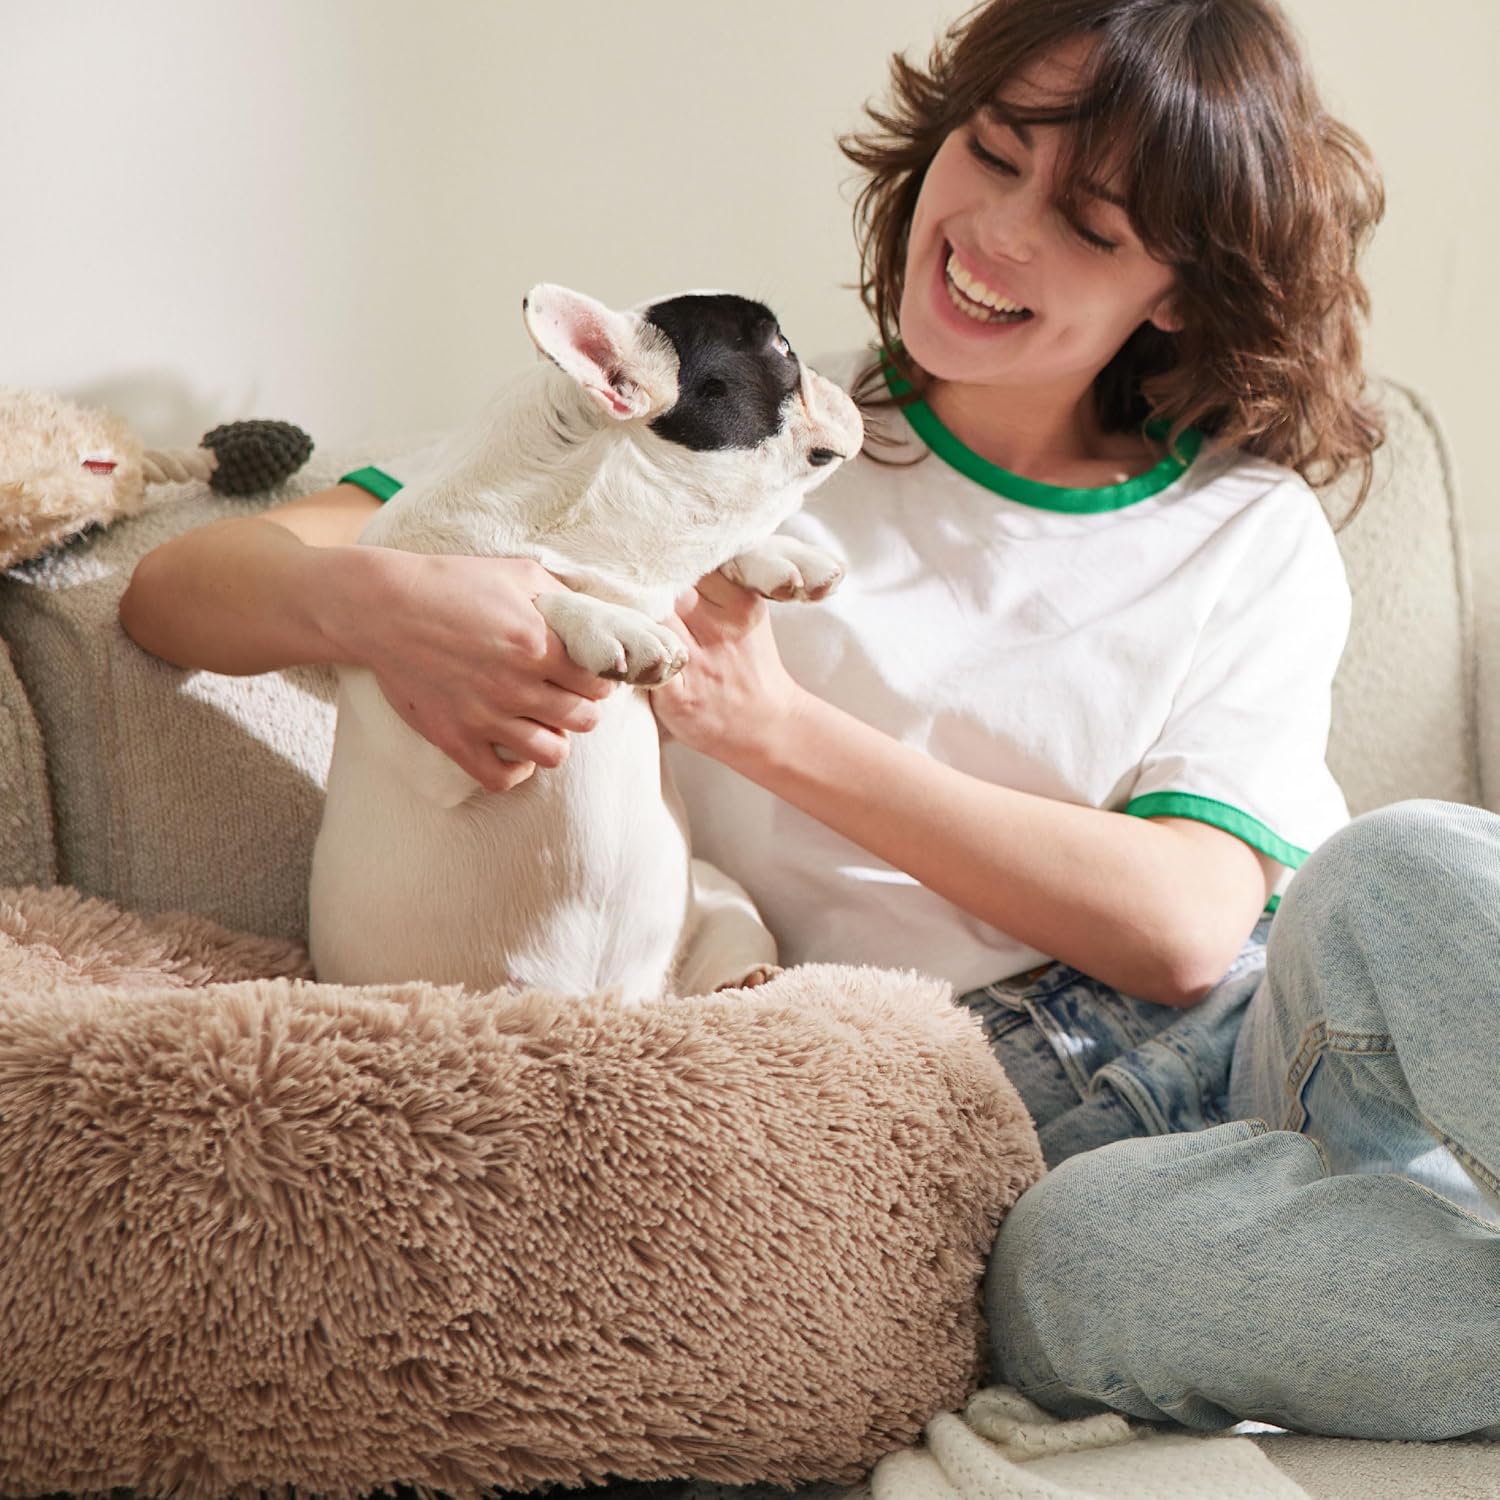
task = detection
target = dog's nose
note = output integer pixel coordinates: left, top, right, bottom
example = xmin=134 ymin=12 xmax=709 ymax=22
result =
xmin=808 ymin=447 xmax=842 ymax=467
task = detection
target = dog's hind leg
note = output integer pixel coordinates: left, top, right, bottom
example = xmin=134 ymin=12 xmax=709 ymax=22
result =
xmin=672 ymin=858 xmax=782 ymax=996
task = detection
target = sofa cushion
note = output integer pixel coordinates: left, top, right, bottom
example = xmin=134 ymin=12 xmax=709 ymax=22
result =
xmin=1323 ymin=379 xmax=1479 ymax=816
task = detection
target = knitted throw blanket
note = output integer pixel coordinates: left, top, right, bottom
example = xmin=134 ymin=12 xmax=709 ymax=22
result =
xmin=857 ymin=1385 xmax=1311 ymax=1499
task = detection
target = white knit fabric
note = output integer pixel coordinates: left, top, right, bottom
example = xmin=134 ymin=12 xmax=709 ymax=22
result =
xmin=859 ymin=1385 xmax=1310 ymax=1500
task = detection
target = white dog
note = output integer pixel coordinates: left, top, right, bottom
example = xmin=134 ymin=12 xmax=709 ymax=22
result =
xmin=309 ymin=284 xmax=863 ymax=1003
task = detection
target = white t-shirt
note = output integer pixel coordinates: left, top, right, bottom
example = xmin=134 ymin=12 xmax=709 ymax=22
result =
xmin=359 ymin=350 xmax=1351 ymax=993
xmin=667 ymin=352 xmax=1351 ymax=991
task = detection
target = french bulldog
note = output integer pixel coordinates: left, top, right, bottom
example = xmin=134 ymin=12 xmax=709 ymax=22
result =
xmin=308 ymin=284 xmax=863 ymax=1003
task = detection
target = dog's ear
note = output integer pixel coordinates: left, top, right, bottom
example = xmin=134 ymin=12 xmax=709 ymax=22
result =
xmin=522 ymin=285 xmax=677 ymax=421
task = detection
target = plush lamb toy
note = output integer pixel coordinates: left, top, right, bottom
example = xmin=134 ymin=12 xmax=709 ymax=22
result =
xmin=0 ymin=387 xmax=312 ymax=568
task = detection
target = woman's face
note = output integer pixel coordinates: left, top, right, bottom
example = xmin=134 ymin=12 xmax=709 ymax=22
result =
xmin=898 ymin=40 xmax=1182 ymax=397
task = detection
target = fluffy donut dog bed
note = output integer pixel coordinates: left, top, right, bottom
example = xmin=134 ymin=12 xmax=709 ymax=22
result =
xmin=0 ymin=886 xmax=1043 ymax=1499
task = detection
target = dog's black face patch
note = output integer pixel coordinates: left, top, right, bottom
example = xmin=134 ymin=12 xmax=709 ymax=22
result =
xmin=643 ymin=295 xmax=801 ymax=452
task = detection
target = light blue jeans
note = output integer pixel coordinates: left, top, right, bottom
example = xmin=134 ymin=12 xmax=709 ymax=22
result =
xmin=982 ymin=800 xmax=1500 ymax=1440
xmin=960 ymin=918 xmax=1271 ymax=1169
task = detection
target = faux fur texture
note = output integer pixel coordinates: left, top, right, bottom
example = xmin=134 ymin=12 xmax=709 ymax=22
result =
xmin=0 ymin=884 xmax=1043 ymax=1499
xmin=0 ymin=387 xmax=148 ymax=567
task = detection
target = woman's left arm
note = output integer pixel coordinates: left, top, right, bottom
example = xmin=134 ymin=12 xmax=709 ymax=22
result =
xmin=653 ymin=573 xmax=1277 ymax=1008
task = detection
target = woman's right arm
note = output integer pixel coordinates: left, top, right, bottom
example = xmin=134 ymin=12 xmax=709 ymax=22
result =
xmin=119 ymin=483 xmax=614 ymax=791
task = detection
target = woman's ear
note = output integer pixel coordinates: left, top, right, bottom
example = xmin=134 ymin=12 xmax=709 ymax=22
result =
xmin=1147 ymin=292 xmax=1184 ymax=335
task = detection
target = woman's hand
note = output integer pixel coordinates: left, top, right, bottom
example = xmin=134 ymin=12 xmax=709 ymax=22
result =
xmin=325 ymin=549 xmax=615 ymax=793
xmin=651 ymin=570 xmax=808 ymax=770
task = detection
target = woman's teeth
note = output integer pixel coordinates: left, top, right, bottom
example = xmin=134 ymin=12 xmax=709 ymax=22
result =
xmin=945 ymin=253 xmax=1031 ymax=323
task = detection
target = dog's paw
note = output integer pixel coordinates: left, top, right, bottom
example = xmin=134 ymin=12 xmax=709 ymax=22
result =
xmin=722 ymin=537 xmax=845 ymax=602
xmin=537 ymin=592 xmax=689 ymax=686
xmin=587 ymin=615 xmax=688 ymax=686
xmin=715 ymin=963 xmax=783 ymax=992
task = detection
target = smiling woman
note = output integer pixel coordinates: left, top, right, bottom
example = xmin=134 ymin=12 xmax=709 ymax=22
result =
xmin=848 ymin=7 xmax=1385 ymax=502
xmin=899 ymin=48 xmax=1188 ymax=485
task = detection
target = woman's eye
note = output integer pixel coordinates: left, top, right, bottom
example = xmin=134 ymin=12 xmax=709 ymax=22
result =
xmin=771 ymin=332 xmax=792 ymax=358
xmin=1073 ymin=223 xmax=1120 ymax=254
xmin=967 ymin=136 xmax=1018 ymax=175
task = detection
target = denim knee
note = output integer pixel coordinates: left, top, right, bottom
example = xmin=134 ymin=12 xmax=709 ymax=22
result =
xmin=1281 ymin=799 xmax=1499 ymax=929
xmin=984 ymin=1120 xmax=1500 ymax=1439
xmin=981 ymin=1129 xmax=1272 ymax=1428
xmin=1272 ymin=799 xmax=1500 ymax=990
xmin=983 ymin=1155 xmax=1112 ymax=1418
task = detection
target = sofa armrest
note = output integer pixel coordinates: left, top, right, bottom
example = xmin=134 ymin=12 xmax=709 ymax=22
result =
xmin=0 ymin=426 xmax=455 ymax=937
xmin=0 ymin=634 xmax=56 ymax=890
xmin=1324 ymin=380 xmax=1481 ymax=817
xmin=1470 ymin=539 xmax=1500 ymax=816
xmin=0 ymin=463 xmax=349 ymax=938
xmin=1377 ymin=383 xmax=1491 ymax=815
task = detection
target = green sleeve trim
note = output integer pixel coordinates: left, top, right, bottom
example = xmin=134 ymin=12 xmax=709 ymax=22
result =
xmin=1125 ymin=791 xmax=1310 ymax=869
xmin=339 ymin=465 xmax=404 ymax=502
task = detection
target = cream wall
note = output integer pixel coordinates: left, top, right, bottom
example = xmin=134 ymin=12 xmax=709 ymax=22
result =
xmin=3 ymin=1 xmax=1495 ymax=548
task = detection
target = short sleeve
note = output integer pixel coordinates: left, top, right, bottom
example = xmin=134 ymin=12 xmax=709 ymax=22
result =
xmin=339 ymin=465 xmax=404 ymax=501
xmin=1123 ymin=481 xmax=1352 ymax=906
xmin=338 ymin=434 xmax=456 ymax=501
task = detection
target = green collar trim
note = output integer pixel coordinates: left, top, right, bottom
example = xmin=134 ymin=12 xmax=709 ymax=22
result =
xmin=882 ymin=361 xmax=1202 ymax=514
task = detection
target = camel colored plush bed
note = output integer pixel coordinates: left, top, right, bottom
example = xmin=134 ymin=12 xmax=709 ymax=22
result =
xmin=0 ymin=884 xmax=1043 ymax=1498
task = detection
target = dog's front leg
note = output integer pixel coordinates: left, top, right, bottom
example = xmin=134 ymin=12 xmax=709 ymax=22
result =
xmin=721 ymin=535 xmax=845 ymax=602
xmin=534 ymin=590 xmax=689 ymax=685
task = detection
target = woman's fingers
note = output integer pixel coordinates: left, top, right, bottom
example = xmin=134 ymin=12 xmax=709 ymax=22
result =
xmin=453 ymin=714 xmax=573 ymax=795
xmin=539 ymin=632 xmax=618 ymax=700
xmin=492 ymin=717 xmax=571 ymax=769
xmin=447 ymin=737 xmax=538 ymax=794
xmin=695 ymin=569 xmax=763 ymax=614
xmin=529 ymin=685 xmax=604 ymax=734
xmin=674 ymin=574 xmax=765 ymax=640
xmin=662 ymin=601 xmax=695 ymax=647
xmin=477 ymin=757 xmax=539 ymax=793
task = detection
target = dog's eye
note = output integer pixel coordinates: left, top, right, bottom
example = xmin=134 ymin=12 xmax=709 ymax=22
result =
xmin=771 ymin=332 xmax=792 ymax=358
xmin=699 ymin=377 xmax=727 ymax=399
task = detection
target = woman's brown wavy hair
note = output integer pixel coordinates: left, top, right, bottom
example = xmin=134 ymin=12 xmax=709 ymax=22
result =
xmin=840 ymin=0 xmax=1386 ymax=522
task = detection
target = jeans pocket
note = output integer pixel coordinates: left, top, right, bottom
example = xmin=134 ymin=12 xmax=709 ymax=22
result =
xmin=963 ymin=923 xmax=1277 ymax=1143
xmin=980 ymin=962 xmax=1081 ymax=1007
xmin=1026 ymin=973 xmax=1185 ymax=1095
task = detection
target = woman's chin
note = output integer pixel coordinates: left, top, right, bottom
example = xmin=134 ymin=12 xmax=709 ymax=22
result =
xmin=896 ymin=308 xmax=957 ymax=379
xmin=898 ymin=318 xmax=990 ymax=385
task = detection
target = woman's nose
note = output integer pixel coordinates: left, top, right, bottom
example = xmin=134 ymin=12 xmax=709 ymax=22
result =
xmin=974 ymin=188 xmax=1040 ymax=265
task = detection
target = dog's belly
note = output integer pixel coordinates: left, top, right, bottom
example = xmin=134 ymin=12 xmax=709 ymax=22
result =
xmin=310 ymin=692 xmax=690 ymax=1002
